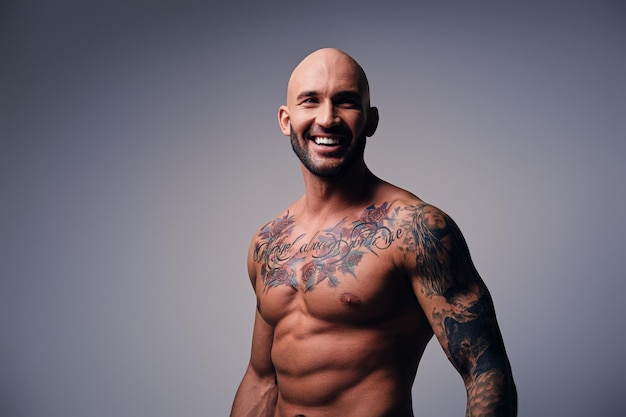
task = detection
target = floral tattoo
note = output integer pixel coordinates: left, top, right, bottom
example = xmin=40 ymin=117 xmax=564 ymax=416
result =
xmin=254 ymin=203 xmax=402 ymax=292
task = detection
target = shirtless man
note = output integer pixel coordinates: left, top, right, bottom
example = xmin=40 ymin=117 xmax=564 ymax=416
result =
xmin=230 ymin=48 xmax=517 ymax=417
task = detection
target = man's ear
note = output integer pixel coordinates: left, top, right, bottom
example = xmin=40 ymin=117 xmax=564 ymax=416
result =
xmin=365 ymin=106 xmax=379 ymax=137
xmin=278 ymin=105 xmax=291 ymax=136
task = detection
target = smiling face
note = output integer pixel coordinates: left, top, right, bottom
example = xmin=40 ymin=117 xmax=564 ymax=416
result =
xmin=279 ymin=49 xmax=378 ymax=179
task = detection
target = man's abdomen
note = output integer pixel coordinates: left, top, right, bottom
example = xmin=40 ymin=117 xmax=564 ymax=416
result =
xmin=271 ymin=321 xmax=429 ymax=415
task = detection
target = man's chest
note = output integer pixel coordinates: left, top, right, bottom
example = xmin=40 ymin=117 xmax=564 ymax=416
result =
xmin=252 ymin=204 xmax=412 ymax=324
xmin=254 ymin=205 xmax=404 ymax=290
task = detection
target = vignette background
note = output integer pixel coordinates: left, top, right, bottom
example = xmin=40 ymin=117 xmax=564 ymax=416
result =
xmin=2 ymin=1 xmax=624 ymax=416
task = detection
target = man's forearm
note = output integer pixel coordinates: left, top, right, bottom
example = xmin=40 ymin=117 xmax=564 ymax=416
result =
xmin=465 ymin=368 xmax=517 ymax=417
xmin=230 ymin=374 xmax=278 ymax=417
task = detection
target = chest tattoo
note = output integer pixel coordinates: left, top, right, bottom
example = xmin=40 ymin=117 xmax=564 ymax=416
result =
xmin=254 ymin=203 xmax=403 ymax=292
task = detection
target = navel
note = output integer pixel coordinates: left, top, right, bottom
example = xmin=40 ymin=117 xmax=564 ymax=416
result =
xmin=340 ymin=292 xmax=362 ymax=306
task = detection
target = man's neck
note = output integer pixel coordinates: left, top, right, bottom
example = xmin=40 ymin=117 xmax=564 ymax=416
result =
xmin=299 ymin=163 xmax=380 ymax=219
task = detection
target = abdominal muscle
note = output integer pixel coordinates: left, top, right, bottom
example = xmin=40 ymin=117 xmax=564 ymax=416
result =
xmin=269 ymin=311 xmax=430 ymax=416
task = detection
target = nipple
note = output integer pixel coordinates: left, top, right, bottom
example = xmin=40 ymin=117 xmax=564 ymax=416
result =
xmin=340 ymin=292 xmax=362 ymax=306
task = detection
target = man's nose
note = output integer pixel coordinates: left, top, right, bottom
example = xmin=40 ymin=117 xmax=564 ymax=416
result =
xmin=315 ymin=102 xmax=340 ymax=128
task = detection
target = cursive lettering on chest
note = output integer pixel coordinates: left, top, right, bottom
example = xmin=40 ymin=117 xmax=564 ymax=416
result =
xmin=254 ymin=203 xmax=403 ymax=292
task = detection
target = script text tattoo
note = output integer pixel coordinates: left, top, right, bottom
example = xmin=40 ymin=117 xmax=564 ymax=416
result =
xmin=255 ymin=203 xmax=402 ymax=292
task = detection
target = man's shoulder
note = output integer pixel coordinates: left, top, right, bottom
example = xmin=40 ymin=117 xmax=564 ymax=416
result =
xmin=246 ymin=204 xmax=301 ymax=277
xmin=249 ymin=199 xmax=302 ymax=244
xmin=380 ymin=183 xmax=452 ymax=218
xmin=389 ymin=195 xmax=457 ymax=236
xmin=377 ymin=188 xmax=461 ymax=250
xmin=378 ymin=186 xmax=439 ymax=218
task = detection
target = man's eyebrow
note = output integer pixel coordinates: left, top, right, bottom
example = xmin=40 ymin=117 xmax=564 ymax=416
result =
xmin=334 ymin=91 xmax=362 ymax=101
xmin=296 ymin=91 xmax=319 ymax=100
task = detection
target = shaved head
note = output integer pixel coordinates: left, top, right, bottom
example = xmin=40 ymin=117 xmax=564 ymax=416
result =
xmin=286 ymin=48 xmax=371 ymax=109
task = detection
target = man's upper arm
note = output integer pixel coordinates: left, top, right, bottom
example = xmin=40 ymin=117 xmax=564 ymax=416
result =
xmin=400 ymin=203 xmax=516 ymax=414
xmin=230 ymin=238 xmax=277 ymax=417
xmin=246 ymin=236 xmax=276 ymax=379
xmin=245 ymin=309 xmax=275 ymax=377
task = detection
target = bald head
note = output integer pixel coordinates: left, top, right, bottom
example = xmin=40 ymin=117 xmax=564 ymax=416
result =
xmin=286 ymin=48 xmax=371 ymax=109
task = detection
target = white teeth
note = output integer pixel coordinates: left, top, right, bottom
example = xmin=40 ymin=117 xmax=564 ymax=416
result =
xmin=314 ymin=137 xmax=340 ymax=146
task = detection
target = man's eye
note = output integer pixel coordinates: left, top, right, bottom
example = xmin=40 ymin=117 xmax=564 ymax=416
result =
xmin=338 ymin=100 xmax=359 ymax=108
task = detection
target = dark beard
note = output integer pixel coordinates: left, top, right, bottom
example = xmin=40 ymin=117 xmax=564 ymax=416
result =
xmin=290 ymin=126 xmax=366 ymax=179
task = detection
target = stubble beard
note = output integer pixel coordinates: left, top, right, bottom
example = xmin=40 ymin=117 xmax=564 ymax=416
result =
xmin=290 ymin=126 xmax=366 ymax=179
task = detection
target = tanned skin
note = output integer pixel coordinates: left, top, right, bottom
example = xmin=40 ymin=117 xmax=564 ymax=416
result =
xmin=231 ymin=48 xmax=516 ymax=417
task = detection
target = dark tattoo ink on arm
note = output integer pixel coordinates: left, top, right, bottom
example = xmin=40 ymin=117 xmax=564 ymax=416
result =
xmin=400 ymin=203 xmax=517 ymax=415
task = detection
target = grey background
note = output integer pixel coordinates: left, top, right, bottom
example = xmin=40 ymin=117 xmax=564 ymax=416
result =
xmin=2 ymin=1 xmax=624 ymax=416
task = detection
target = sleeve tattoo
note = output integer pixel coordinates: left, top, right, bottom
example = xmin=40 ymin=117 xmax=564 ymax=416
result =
xmin=403 ymin=204 xmax=517 ymax=417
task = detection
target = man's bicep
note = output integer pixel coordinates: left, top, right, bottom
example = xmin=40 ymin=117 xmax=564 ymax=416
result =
xmin=248 ymin=309 xmax=276 ymax=378
xmin=401 ymin=203 xmax=508 ymax=378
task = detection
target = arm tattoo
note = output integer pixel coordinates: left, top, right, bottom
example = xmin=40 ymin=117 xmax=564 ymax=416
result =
xmin=401 ymin=204 xmax=478 ymax=297
xmin=402 ymin=204 xmax=517 ymax=416
xmin=444 ymin=294 xmax=507 ymax=379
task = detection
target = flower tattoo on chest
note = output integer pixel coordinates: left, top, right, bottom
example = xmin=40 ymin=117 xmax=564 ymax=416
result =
xmin=254 ymin=203 xmax=403 ymax=292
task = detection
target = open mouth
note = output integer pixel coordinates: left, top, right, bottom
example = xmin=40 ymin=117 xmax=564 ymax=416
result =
xmin=312 ymin=136 xmax=341 ymax=146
